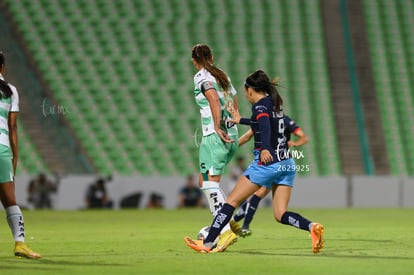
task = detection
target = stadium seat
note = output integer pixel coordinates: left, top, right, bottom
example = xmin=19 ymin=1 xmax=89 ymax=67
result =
xmin=5 ymin=0 xmax=341 ymax=176
xmin=364 ymin=0 xmax=414 ymax=175
xmin=16 ymin=122 xmax=49 ymax=175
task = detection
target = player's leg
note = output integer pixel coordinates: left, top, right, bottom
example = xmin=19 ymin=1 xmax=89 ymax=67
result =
xmin=198 ymin=174 xmax=225 ymax=216
xmin=185 ymin=175 xmax=259 ymax=253
xmin=185 ymin=175 xmax=236 ymax=253
xmin=241 ymin=186 xmax=271 ymax=236
xmin=233 ymin=199 xmax=248 ymax=222
xmin=198 ymin=135 xmax=226 ymax=215
xmin=271 ymin=159 xmax=324 ymax=253
xmin=0 ymin=152 xmax=41 ymax=259
xmin=198 ymin=135 xmax=232 ymax=233
xmin=271 ymin=159 xmax=308 ymax=227
xmin=222 ymin=141 xmax=244 ymax=236
xmin=205 ymin=175 xmax=259 ymax=251
xmin=0 ymin=172 xmax=41 ymax=259
xmin=232 ymin=155 xmax=274 ymax=236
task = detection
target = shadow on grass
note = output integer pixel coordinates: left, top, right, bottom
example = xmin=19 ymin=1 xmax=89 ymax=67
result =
xmin=231 ymin=235 xmax=414 ymax=261
xmin=330 ymin=238 xmax=395 ymax=243
xmin=0 ymin=254 xmax=129 ymax=272
xmin=235 ymin=249 xmax=414 ymax=261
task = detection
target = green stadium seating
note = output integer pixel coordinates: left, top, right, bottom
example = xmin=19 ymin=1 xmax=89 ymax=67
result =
xmin=17 ymin=121 xmax=49 ymax=174
xmin=5 ymin=0 xmax=341 ymax=176
xmin=364 ymin=0 xmax=414 ymax=175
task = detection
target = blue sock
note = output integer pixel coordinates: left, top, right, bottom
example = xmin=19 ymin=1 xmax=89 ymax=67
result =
xmin=204 ymin=203 xmax=235 ymax=246
xmin=233 ymin=201 xmax=248 ymax=222
xmin=280 ymin=211 xmax=312 ymax=231
xmin=242 ymin=194 xmax=261 ymax=229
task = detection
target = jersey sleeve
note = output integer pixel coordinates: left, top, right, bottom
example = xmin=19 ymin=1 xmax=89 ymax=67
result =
xmin=253 ymin=104 xmax=272 ymax=151
xmin=228 ymin=79 xmax=237 ymax=96
xmin=284 ymin=115 xmax=299 ymax=134
xmin=253 ymin=104 xmax=269 ymax=121
xmin=229 ymin=85 xmax=237 ymax=96
xmin=9 ymin=84 xmax=19 ymax=112
xmin=194 ymin=70 xmax=209 ymax=91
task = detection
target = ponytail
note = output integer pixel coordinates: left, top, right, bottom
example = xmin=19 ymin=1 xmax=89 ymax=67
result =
xmin=0 ymin=51 xmax=12 ymax=99
xmin=245 ymin=70 xmax=283 ymax=113
xmin=192 ymin=44 xmax=230 ymax=91
xmin=0 ymin=80 xmax=13 ymax=99
xmin=267 ymin=77 xmax=283 ymax=114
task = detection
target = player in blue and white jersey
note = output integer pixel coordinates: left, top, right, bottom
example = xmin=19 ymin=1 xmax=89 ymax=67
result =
xmin=185 ymin=70 xmax=324 ymax=253
xmin=0 ymin=52 xmax=41 ymax=259
xmin=233 ymin=115 xmax=309 ymax=236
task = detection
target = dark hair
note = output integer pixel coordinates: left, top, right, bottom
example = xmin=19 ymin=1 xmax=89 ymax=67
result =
xmin=191 ymin=44 xmax=230 ymax=92
xmin=0 ymin=52 xmax=13 ymax=99
xmin=245 ymin=70 xmax=283 ymax=113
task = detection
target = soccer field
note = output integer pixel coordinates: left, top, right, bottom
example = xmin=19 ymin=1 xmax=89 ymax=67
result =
xmin=0 ymin=208 xmax=413 ymax=274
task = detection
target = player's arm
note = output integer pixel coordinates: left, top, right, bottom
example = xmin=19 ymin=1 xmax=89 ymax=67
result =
xmin=202 ymin=83 xmax=233 ymax=143
xmin=238 ymin=129 xmax=253 ymax=146
xmin=8 ymin=111 xmax=18 ymax=175
xmin=232 ymin=95 xmax=239 ymax=113
xmin=257 ymin=113 xmax=273 ymax=164
xmin=229 ymin=107 xmax=251 ymax=125
xmin=288 ymin=128 xmax=309 ymax=148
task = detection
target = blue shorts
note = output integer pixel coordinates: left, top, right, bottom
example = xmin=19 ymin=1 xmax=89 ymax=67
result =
xmin=243 ymin=157 xmax=296 ymax=189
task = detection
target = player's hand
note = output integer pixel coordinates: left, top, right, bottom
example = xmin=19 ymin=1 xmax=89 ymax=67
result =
xmin=215 ymin=128 xmax=234 ymax=143
xmin=260 ymin=150 xmax=273 ymax=164
xmin=288 ymin=141 xmax=295 ymax=148
xmin=228 ymin=108 xmax=241 ymax=124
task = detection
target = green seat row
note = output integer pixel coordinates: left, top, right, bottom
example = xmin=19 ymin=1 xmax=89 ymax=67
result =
xmin=5 ymin=0 xmax=340 ymax=176
xmin=364 ymin=0 xmax=414 ymax=175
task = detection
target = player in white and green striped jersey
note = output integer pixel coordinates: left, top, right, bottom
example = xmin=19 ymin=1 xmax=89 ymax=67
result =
xmin=191 ymin=44 xmax=242 ymax=251
xmin=0 ymin=51 xmax=40 ymax=259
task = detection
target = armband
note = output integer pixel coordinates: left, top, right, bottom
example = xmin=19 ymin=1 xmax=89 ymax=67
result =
xmin=200 ymin=81 xmax=215 ymax=93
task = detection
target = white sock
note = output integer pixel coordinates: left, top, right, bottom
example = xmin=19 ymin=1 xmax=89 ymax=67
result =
xmin=6 ymin=205 xmax=25 ymax=242
xmin=201 ymin=181 xmax=231 ymax=232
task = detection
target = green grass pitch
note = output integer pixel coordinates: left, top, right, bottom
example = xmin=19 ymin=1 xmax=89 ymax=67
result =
xmin=0 ymin=208 xmax=413 ymax=274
